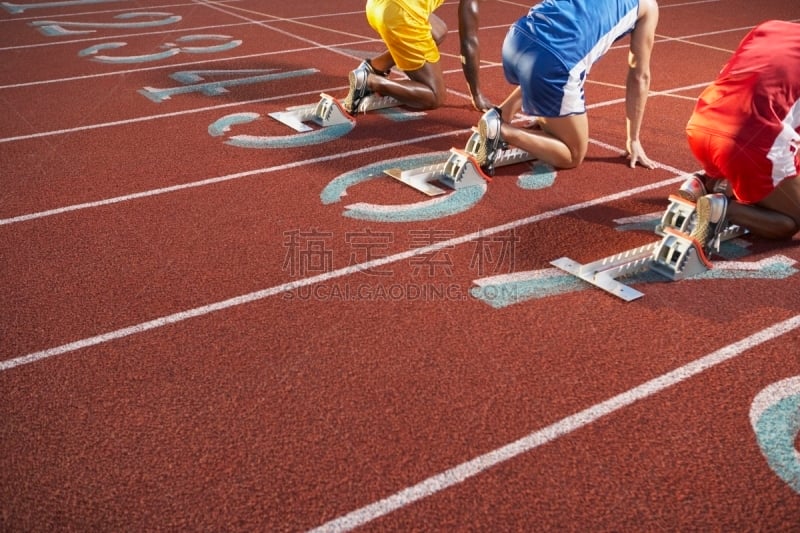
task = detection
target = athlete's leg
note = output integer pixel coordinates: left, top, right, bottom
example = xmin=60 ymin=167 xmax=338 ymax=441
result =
xmin=367 ymin=61 xmax=446 ymax=109
xmin=727 ymin=176 xmax=800 ymax=240
xmin=492 ymin=21 xmax=590 ymax=169
xmin=428 ymin=12 xmax=448 ymax=45
xmin=367 ymin=51 xmax=395 ymax=74
xmin=365 ymin=13 xmax=447 ymax=110
xmin=497 ymin=87 xmax=523 ymax=119
xmin=499 ymin=113 xmax=589 ymax=169
xmin=475 ymin=86 xmax=587 ymax=170
xmin=369 ymin=13 xmax=447 ymax=73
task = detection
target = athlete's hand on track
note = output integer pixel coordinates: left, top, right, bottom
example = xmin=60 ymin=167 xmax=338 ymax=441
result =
xmin=627 ymin=139 xmax=656 ymax=169
xmin=471 ymin=92 xmax=494 ymax=112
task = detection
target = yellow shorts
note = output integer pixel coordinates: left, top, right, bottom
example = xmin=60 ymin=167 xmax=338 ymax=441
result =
xmin=365 ymin=0 xmax=443 ymax=72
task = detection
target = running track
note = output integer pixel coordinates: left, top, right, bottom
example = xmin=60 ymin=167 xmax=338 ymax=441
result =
xmin=1 ymin=0 xmax=799 ymax=531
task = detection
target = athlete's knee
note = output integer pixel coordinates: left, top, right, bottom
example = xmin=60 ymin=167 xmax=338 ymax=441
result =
xmin=405 ymin=72 xmax=446 ymax=109
xmin=739 ymin=208 xmax=800 ymax=240
xmin=430 ymin=87 xmax=447 ymax=109
xmin=562 ymin=144 xmax=587 ymax=169
xmin=768 ymin=177 xmax=800 ymax=238
xmin=760 ymin=216 xmax=799 ymax=240
xmin=778 ymin=215 xmax=800 ymax=239
xmin=413 ymin=90 xmax=445 ymax=110
xmin=559 ymin=158 xmax=581 ymax=170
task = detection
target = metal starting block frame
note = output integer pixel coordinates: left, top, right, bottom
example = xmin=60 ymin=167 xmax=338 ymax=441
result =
xmin=385 ymin=130 xmax=536 ymax=196
xmin=268 ymin=92 xmax=400 ymax=132
xmin=655 ymin=194 xmax=696 ymax=235
xmin=384 ymin=148 xmax=489 ymax=196
xmin=550 ymin=194 xmax=747 ymax=301
xmin=463 ymin=129 xmax=536 ymax=170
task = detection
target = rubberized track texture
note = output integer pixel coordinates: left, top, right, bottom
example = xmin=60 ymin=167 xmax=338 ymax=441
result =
xmin=1 ymin=0 xmax=800 ymax=531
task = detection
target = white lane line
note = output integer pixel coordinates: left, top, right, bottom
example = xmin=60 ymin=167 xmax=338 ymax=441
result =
xmin=0 ymin=79 xmax=701 ymax=232
xmin=0 ymin=0 xmax=240 ymax=22
xmin=309 ymin=314 xmax=800 ymax=533
xmin=0 ymin=20 xmax=265 ymax=52
xmin=192 ymin=0 xmax=366 ymax=63
xmin=0 ymin=130 xmax=462 ymax=225
xmin=0 ymin=169 xmax=691 ymax=372
xmin=1 ymin=114 xmax=688 ymax=227
xmin=191 ymin=0 xmax=368 ymax=41
xmin=0 ymin=40 xmax=371 ymax=90
xmin=0 ymin=85 xmax=342 ymax=143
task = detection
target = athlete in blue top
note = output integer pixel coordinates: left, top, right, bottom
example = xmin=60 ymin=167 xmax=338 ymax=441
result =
xmin=476 ymin=0 xmax=659 ymax=174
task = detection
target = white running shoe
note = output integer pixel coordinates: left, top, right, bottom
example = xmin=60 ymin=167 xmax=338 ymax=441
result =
xmin=476 ymin=107 xmax=505 ymax=176
xmin=679 ymin=174 xmax=730 ymax=202
xmin=691 ymin=193 xmax=728 ymax=253
xmin=343 ymin=61 xmax=372 ymax=114
xmin=678 ymin=175 xmax=707 ymax=202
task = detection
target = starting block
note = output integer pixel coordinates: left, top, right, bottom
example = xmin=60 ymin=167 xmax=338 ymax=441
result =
xmin=461 ymin=128 xmax=538 ymax=170
xmin=385 ymin=130 xmax=536 ymax=195
xmin=269 ymin=92 xmax=400 ymax=132
xmin=655 ymin=194 xmax=696 ymax=235
xmin=384 ymin=148 xmax=490 ymax=196
xmin=550 ymin=194 xmax=747 ymax=301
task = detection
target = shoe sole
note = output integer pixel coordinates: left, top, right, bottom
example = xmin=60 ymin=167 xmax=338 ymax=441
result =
xmin=691 ymin=195 xmax=712 ymax=245
xmin=344 ymin=69 xmax=371 ymax=114
xmin=343 ymin=70 xmax=360 ymax=113
xmin=475 ymin=117 xmax=498 ymax=166
xmin=677 ymin=176 xmax=706 ymax=202
xmin=692 ymin=195 xmax=727 ymax=250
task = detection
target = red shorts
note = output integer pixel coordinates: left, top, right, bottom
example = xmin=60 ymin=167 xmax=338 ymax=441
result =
xmin=686 ymin=124 xmax=798 ymax=204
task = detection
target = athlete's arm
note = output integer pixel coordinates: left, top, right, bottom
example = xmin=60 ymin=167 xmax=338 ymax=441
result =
xmin=458 ymin=0 xmax=492 ymax=111
xmin=625 ymin=0 xmax=659 ymax=168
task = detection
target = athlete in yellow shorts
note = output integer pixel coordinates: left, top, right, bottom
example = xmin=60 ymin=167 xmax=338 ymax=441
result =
xmin=344 ymin=0 xmax=491 ymax=113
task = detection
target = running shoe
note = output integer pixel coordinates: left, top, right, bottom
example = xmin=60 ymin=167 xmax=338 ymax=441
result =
xmin=708 ymin=177 xmax=730 ymax=196
xmin=343 ymin=61 xmax=372 ymax=114
xmin=678 ymin=173 xmax=730 ymax=202
xmin=475 ymin=107 xmax=506 ymax=176
xmin=690 ymin=193 xmax=728 ymax=253
xmin=678 ymin=174 xmax=707 ymax=202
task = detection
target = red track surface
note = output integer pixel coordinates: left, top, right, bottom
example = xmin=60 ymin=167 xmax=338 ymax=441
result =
xmin=2 ymin=0 xmax=800 ymax=531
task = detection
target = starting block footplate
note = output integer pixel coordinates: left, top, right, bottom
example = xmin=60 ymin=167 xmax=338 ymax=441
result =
xmin=269 ymin=92 xmax=401 ymax=132
xmin=384 ymin=167 xmax=449 ymax=196
xmin=551 ymin=201 xmax=748 ymax=301
xmin=388 ymin=132 xmax=536 ymax=195
xmin=551 ymin=242 xmax=658 ymax=301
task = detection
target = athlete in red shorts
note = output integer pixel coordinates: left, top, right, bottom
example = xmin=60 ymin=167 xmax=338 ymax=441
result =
xmin=684 ymin=20 xmax=800 ymax=248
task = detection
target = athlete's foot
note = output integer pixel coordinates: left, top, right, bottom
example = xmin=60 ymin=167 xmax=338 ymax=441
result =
xmin=679 ymin=173 xmax=730 ymax=202
xmin=476 ymin=107 xmax=506 ymax=176
xmin=690 ymin=193 xmax=729 ymax=254
xmin=678 ymin=174 xmax=707 ymax=202
xmin=343 ymin=61 xmax=372 ymax=114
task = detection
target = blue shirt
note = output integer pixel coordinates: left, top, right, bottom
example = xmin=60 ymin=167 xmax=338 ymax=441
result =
xmin=521 ymin=0 xmax=640 ymax=73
